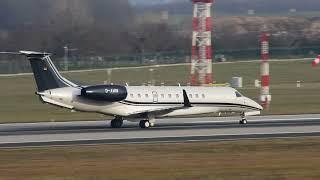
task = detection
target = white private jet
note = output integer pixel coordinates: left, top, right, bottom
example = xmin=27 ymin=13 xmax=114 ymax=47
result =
xmin=3 ymin=51 xmax=263 ymax=128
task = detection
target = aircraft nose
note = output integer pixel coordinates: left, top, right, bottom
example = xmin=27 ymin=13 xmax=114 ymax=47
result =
xmin=246 ymin=98 xmax=263 ymax=111
xmin=255 ymin=101 xmax=263 ymax=111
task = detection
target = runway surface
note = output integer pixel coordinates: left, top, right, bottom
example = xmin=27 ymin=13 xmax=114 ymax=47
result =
xmin=0 ymin=114 xmax=320 ymax=148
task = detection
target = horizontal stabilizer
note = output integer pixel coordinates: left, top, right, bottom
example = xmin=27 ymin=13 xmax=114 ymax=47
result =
xmin=0 ymin=52 xmax=22 ymax=55
xmin=0 ymin=51 xmax=51 ymax=57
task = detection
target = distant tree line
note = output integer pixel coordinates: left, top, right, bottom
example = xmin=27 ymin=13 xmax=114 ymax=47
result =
xmin=135 ymin=0 xmax=320 ymax=15
xmin=0 ymin=1 xmax=320 ymax=59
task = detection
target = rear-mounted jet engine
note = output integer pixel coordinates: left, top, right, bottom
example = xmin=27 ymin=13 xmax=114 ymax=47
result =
xmin=81 ymin=85 xmax=127 ymax=102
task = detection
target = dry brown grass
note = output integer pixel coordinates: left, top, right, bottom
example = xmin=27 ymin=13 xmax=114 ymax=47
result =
xmin=1 ymin=138 xmax=320 ymax=180
xmin=0 ymin=60 xmax=319 ymax=123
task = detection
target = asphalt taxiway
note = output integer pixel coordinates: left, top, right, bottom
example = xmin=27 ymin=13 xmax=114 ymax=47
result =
xmin=0 ymin=114 xmax=320 ymax=148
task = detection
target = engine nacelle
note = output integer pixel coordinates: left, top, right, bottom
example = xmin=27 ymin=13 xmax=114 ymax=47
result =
xmin=81 ymin=85 xmax=127 ymax=102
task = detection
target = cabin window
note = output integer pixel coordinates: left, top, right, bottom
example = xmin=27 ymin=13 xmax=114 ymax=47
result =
xmin=138 ymin=94 xmax=142 ymax=98
xmin=168 ymin=94 xmax=172 ymax=98
xmin=195 ymin=94 xmax=199 ymax=98
xmin=235 ymin=91 xmax=242 ymax=98
xmin=189 ymin=94 xmax=193 ymax=98
xmin=176 ymin=94 xmax=180 ymax=98
xmin=145 ymin=94 xmax=149 ymax=98
xmin=130 ymin=94 xmax=134 ymax=98
xmin=161 ymin=94 xmax=165 ymax=98
xmin=202 ymin=94 xmax=205 ymax=98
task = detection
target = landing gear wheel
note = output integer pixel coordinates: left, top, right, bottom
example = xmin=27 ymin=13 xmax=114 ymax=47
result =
xmin=239 ymin=112 xmax=247 ymax=125
xmin=111 ymin=118 xmax=123 ymax=128
xmin=239 ymin=119 xmax=248 ymax=125
xmin=150 ymin=122 xmax=155 ymax=127
xmin=139 ymin=120 xmax=151 ymax=129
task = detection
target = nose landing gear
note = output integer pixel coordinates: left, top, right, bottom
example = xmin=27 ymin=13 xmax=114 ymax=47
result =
xmin=239 ymin=113 xmax=248 ymax=125
xmin=239 ymin=118 xmax=248 ymax=124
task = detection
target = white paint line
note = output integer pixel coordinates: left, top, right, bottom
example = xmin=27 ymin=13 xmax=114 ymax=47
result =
xmin=0 ymin=58 xmax=312 ymax=77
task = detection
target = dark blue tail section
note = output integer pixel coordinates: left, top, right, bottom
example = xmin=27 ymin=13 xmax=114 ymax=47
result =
xmin=25 ymin=52 xmax=77 ymax=92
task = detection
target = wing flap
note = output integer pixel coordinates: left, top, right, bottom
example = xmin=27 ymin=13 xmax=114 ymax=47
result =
xmin=126 ymin=105 xmax=185 ymax=116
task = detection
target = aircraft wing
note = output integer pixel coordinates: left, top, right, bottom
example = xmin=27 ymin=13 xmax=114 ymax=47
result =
xmin=126 ymin=106 xmax=184 ymax=116
xmin=126 ymin=90 xmax=192 ymax=116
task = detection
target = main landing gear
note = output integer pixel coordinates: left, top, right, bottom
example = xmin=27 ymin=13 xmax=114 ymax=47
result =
xmin=110 ymin=117 xmax=123 ymax=128
xmin=139 ymin=114 xmax=156 ymax=129
xmin=110 ymin=116 xmax=156 ymax=129
xmin=239 ymin=113 xmax=248 ymax=125
xmin=139 ymin=120 xmax=155 ymax=129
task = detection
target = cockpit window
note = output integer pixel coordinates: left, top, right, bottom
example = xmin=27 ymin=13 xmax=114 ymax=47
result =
xmin=235 ymin=91 xmax=243 ymax=98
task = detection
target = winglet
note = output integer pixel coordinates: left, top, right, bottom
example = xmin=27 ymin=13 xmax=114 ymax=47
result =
xmin=183 ymin=89 xmax=192 ymax=107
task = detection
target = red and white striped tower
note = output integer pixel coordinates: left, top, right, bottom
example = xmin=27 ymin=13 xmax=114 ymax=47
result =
xmin=312 ymin=55 xmax=320 ymax=67
xmin=260 ymin=32 xmax=272 ymax=109
xmin=190 ymin=0 xmax=213 ymax=86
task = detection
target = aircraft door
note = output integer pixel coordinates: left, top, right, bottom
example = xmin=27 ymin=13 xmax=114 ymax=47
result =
xmin=152 ymin=91 xmax=158 ymax=103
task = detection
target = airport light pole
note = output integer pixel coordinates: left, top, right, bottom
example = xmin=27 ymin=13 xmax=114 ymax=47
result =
xmin=312 ymin=55 xmax=320 ymax=67
xmin=149 ymin=68 xmax=155 ymax=86
xmin=64 ymin=46 xmax=69 ymax=71
xmin=63 ymin=46 xmax=78 ymax=71
xmin=190 ymin=0 xmax=214 ymax=86
xmin=260 ymin=31 xmax=272 ymax=109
